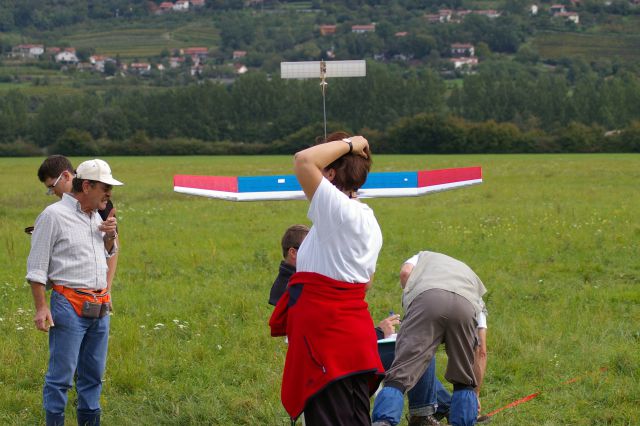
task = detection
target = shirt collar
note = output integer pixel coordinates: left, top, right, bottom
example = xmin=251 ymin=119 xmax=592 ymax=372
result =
xmin=61 ymin=192 xmax=91 ymax=214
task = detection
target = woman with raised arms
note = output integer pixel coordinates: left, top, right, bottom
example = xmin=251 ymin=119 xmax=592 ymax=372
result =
xmin=270 ymin=132 xmax=384 ymax=425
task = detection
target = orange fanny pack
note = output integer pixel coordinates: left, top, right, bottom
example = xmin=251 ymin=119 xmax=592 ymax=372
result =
xmin=53 ymin=284 xmax=111 ymax=318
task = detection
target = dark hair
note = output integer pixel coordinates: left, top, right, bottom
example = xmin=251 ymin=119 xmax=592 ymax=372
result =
xmin=316 ymin=131 xmax=372 ymax=193
xmin=281 ymin=224 xmax=309 ymax=258
xmin=72 ymin=178 xmax=100 ymax=193
xmin=37 ymin=155 xmax=73 ymax=182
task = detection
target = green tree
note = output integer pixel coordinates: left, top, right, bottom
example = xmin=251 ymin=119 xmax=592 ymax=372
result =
xmin=53 ymin=128 xmax=98 ymax=156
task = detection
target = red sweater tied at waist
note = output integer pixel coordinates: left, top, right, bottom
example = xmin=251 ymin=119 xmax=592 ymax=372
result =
xmin=269 ymin=271 xmax=385 ymax=420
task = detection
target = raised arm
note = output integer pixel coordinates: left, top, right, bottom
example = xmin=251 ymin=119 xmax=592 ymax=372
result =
xmin=294 ymin=136 xmax=369 ymax=200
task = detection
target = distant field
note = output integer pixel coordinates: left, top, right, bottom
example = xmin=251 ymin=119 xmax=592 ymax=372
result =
xmin=0 ymin=155 xmax=638 ymax=425
xmin=532 ymin=30 xmax=640 ymax=62
xmin=61 ymin=22 xmax=220 ymax=58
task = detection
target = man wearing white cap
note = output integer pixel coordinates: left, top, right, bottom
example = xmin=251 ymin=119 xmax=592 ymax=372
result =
xmin=35 ymin=155 xmax=120 ymax=301
xmin=27 ymin=159 xmax=123 ymax=426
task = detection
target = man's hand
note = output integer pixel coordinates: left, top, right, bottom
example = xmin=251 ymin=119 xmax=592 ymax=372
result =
xmin=100 ymin=208 xmax=117 ymax=239
xmin=34 ymin=307 xmax=54 ymax=332
xmin=377 ymin=314 xmax=401 ymax=338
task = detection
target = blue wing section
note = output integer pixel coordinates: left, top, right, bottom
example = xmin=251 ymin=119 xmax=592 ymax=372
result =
xmin=238 ymin=175 xmax=302 ymax=192
xmin=361 ymin=171 xmax=417 ymax=189
xmin=237 ymin=171 xmax=418 ymax=193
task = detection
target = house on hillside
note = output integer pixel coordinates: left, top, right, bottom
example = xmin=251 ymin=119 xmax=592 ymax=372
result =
xmin=130 ymin=62 xmax=152 ymax=75
xmin=456 ymin=9 xmax=473 ymax=18
xmin=12 ymin=44 xmax=44 ymax=58
xmin=554 ymin=11 xmax=580 ymax=23
xmin=319 ymin=25 xmax=337 ymax=36
xmin=169 ymin=56 xmax=186 ymax=68
xmin=191 ymin=0 xmax=206 ymax=7
xmin=473 ymin=9 xmax=501 ymax=18
xmin=55 ymin=51 xmax=79 ymax=64
xmin=530 ymin=4 xmax=539 ymax=15
xmin=451 ymin=43 xmax=475 ymax=57
xmin=425 ymin=14 xmax=442 ymax=23
xmin=76 ymin=62 xmax=94 ymax=72
xmin=232 ymin=50 xmax=247 ymax=59
xmin=190 ymin=65 xmax=203 ymax=76
xmin=549 ymin=4 xmax=566 ymax=13
xmin=351 ymin=24 xmax=375 ymax=33
xmin=438 ymin=9 xmax=453 ymax=22
xmin=184 ymin=47 xmax=209 ymax=63
xmin=395 ymin=31 xmax=408 ymax=37
xmin=90 ymin=55 xmax=107 ymax=72
xmin=174 ymin=0 xmax=189 ymax=11
xmin=450 ymin=56 xmax=478 ymax=70
xmin=234 ymin=63 xmax=248 ymax=74
xmin=158 ymin=2 xmax=174 ymax=13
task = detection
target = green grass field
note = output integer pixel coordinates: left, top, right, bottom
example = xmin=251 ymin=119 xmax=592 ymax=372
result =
xmin=531 ymin=30 xmax=640 ymax=63
xmin=0 ymin=155 xmax=638 ymax=425
xmin=60 ymin=21 xmax=220 ymax=59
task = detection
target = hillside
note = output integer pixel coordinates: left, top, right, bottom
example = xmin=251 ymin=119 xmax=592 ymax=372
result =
xmin=1 ymin=0 xmax=640 ymax=154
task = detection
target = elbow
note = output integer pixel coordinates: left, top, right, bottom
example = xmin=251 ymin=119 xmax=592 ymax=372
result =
xmin=293 ymin=151 xmax=311 ymax=174
xmin=294 ymin=150 xmax=310 ymax=165
xmin=399 ymin=269 xmax=410 ymax=283
xmin=475 ymin=345 xmax=487 ymax=361
xmin=399 ymin=265 xmax=413 ymax=288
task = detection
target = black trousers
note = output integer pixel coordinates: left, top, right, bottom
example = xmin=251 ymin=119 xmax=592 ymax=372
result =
xmin=303 ymin=373 xmax=371 ymax=426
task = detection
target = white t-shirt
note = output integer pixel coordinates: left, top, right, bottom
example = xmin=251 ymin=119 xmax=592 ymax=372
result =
xmin=404 ymin=253 xmax=488 ymax=328
xmin=296 ymin=178 xmax=383 ymax=283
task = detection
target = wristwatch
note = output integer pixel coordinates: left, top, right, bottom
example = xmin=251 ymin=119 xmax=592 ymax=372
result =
xmin=342 ymin=137 xmax=353 ymax=153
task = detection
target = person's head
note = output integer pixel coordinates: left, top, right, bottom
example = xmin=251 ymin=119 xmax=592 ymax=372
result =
xmin=37 ymin=155 xmax=74 ymax=198
xmin=317 ymin=131 xmax=372 ymax=194
xmin=281 ymin=224 xmax=309 ymax=267
xmin=72 ymin=159 xmax=124 ymax=212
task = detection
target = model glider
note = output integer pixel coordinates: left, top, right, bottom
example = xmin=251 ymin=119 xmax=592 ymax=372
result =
xmin=173 ymin=166 xmax=482 ymax=201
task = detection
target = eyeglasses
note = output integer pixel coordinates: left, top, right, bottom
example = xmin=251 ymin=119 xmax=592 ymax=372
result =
xmin=95 ymin=182 xmax=113 ymax=192
xmin=46 ymin=173 xmax=64 ymax=195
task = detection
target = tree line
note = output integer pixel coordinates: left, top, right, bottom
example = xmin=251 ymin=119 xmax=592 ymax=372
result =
xmin=0 ymin=61 xmax=639 ymax=156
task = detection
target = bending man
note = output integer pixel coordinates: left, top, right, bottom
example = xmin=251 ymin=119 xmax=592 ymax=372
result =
xmin=372 ymin=251 xmax=488 ymax=426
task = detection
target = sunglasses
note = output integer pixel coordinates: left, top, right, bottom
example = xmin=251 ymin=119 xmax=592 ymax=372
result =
xmin=46 ymin=173 xmax=64 ymax=195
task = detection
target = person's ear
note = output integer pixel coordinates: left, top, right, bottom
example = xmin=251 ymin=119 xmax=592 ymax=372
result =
xmin=288 ymin=247 xmax=297 ymax=260
xmin=325 ymin=168 xmax=336 ymax=182
xmin=82 ymin=180 xmax=92 ymax=194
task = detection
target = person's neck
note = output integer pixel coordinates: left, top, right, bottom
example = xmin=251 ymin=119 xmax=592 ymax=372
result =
xmin=70 ymin=193 xmax=94 ymax=215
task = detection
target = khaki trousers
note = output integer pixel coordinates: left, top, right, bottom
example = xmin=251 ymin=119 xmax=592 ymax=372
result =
xmin=384 ymin=289 xmax=478 ymax=393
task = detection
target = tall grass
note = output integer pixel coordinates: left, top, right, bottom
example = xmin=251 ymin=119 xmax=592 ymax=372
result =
xmin=0 ymin=155 xmax=638 ymax=424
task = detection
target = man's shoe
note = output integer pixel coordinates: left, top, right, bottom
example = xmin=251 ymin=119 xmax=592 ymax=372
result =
xmin=408 ymin=415 xmax=442 ymax=426
xmin=433 ymin=411 xmax=449 ymax=422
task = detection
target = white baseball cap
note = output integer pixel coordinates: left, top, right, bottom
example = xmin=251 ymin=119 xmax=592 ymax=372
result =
xmin=75 ymin=159 xmax=124 ymax=186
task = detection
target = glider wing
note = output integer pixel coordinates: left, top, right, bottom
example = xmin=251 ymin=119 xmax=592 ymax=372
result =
xmin=173 ymin=166 xmax=482 ymax=202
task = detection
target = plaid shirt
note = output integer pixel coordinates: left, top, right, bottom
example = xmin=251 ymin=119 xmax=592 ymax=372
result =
xmin=26 ymin=193 xmax=114 ymax=290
